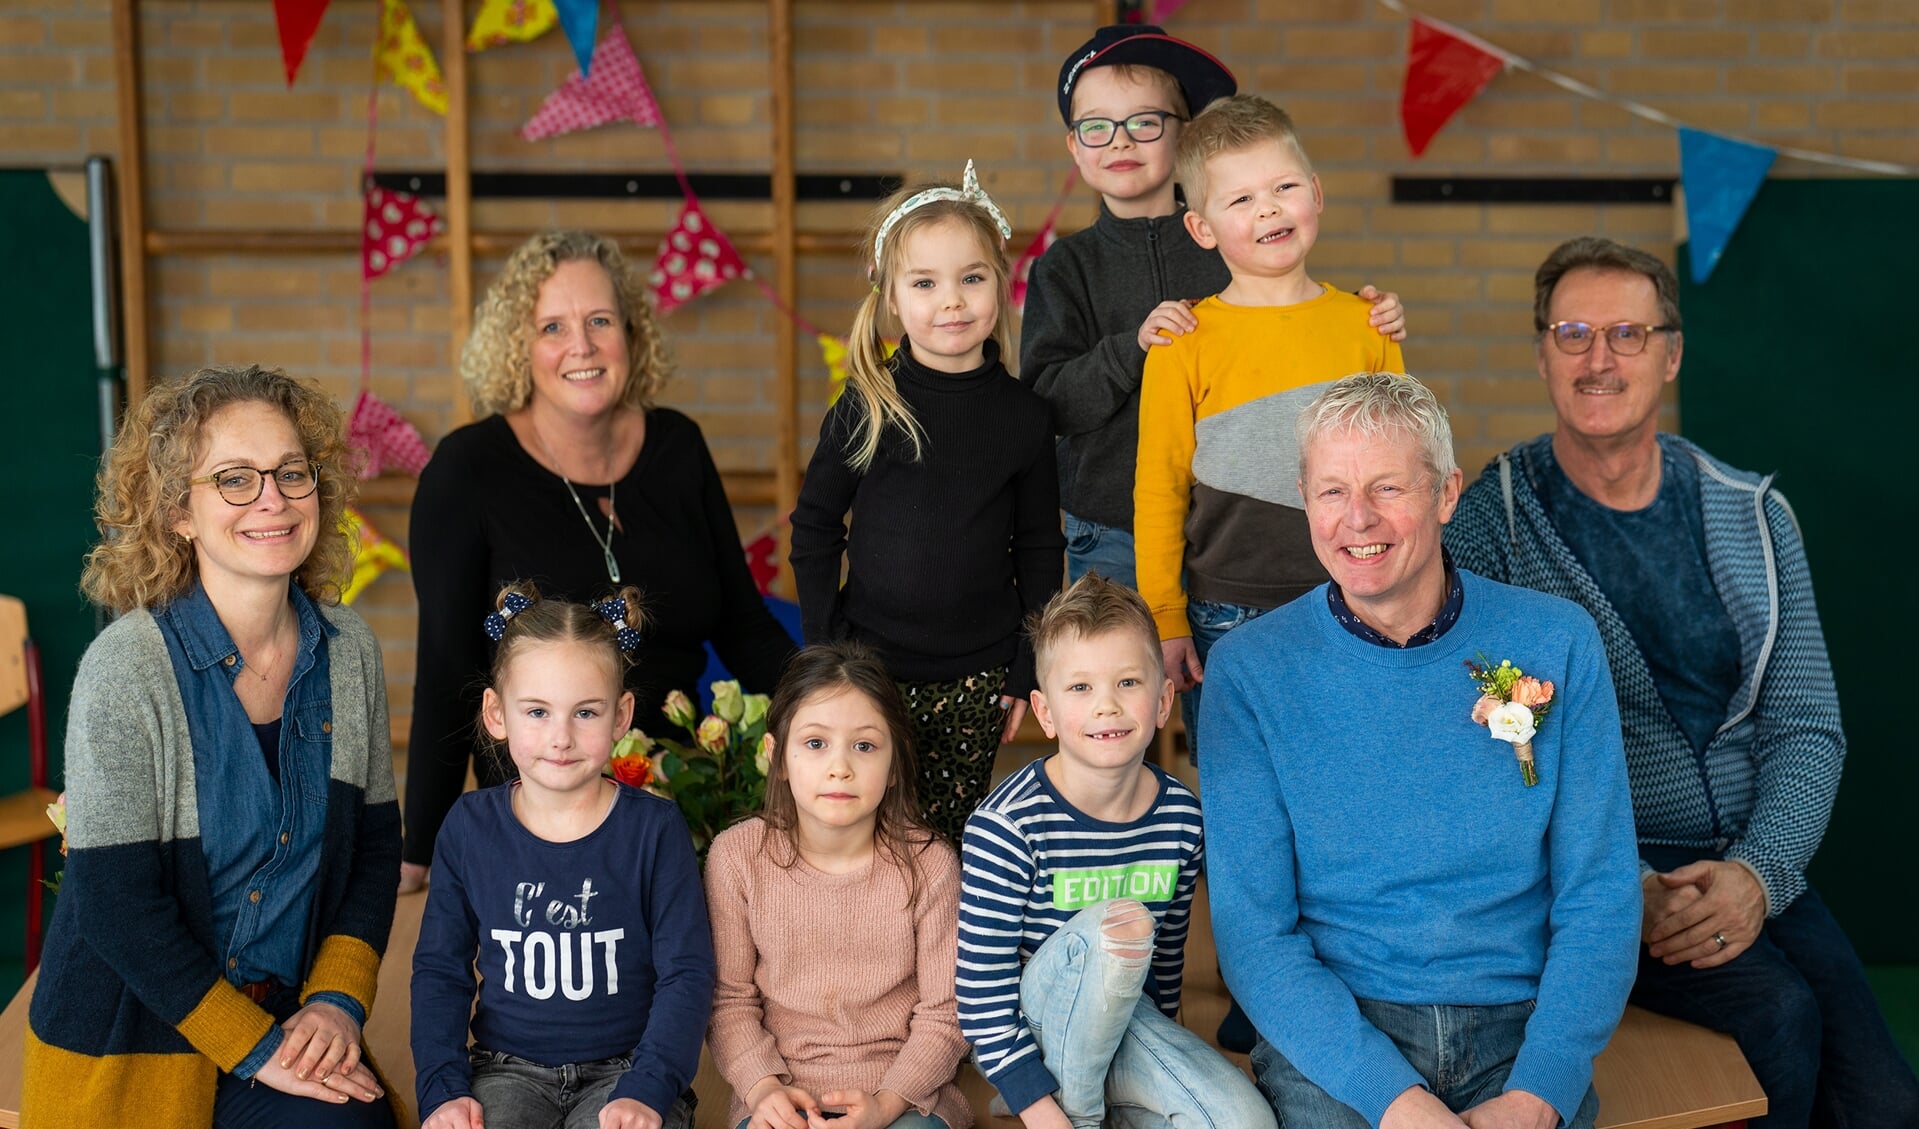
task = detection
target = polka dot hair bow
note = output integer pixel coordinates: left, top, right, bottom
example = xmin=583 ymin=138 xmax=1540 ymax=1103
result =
xmin=870 ymin=159 xmax=1013 ymax=277
xmin=593 ymin=598 xmax=644 ymax=655
xmin=483 ymin=592 xmax=534 ymax=641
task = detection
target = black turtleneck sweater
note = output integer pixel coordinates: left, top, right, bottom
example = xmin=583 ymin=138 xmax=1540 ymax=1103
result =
xmin=789 ymin=341 xmax=1064 ymax=697
xmin=1020 ymin=202 xmax=1231 ymax=529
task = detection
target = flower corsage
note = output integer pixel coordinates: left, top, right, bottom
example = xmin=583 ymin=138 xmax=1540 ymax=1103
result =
xmin=1466 ymin=655 xmax=1555 ymax=786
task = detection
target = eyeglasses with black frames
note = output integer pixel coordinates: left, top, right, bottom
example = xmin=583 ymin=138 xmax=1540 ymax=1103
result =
xmin=1545 ymin=321 xmax=1676 ymax=357
xmin=1069 ymin=110 xmax=1183 ymax=149
xmin=189 ymin=459 xmax=322 ymax=506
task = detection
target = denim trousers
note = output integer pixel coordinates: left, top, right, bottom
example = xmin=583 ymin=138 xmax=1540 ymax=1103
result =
xmin=1252 ymin=999 xmax=1599 ymax=1129
xmin=469 ymin=1048 xmax=697 ymax=1129
xmin=212 ymin=984 xmax=397 ymax=1129
xmin=1179 ymin=598 xmax=1268 ymax=764
xmin=1019 ymin=901 xmax=1275 ymax=1129
xmin=1631 ymin=847 xmax=1919 ymax=1129
xmin=1064 ymin=513 xmax=1138 ymax=589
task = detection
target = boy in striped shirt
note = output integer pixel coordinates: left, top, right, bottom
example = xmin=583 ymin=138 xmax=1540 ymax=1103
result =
xmin=957 ymin=574 xmax=1271 ymax=1129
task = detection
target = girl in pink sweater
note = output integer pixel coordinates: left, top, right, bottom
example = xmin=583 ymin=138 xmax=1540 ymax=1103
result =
xmin=704 ymin=643 xmax=972 ymax=1129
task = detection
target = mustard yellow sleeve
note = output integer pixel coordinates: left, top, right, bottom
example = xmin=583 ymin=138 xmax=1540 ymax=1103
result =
xmin=1382 ymin=336 xmax=1406 ymax=374
xmin=1135 ymin=336 xmax=1200 ymax=641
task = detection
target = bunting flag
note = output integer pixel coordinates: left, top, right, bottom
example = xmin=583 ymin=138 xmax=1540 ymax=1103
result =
xmin=375 ymin=0 xmax=448 ymax=115
xmin=743 ymin=531 xmax=779 ymax=596
xmin=273 ymin=0 xmax=330 ymax=86
xmin=555 ymin=0 xmax=598 ymax=76
xmin=819 ymin=334 xmax=850 ymax=405
xmin=520 ymin=25 xmax=662 ymax=141
xmin=1399 ymin=17 xmax=1506 ymax=157
xmin=1678 ymin=128 xmax=1776 ymax=284
xmin=347 ymin=388 xmax=433 ymax=478
xmin=1010 ymin=225 xmax=1057 ymax=314
xmin=467 ymin=0 xmax=557 ymax=51
xmin=1150 ymin=0 xmax=1190 ymax=20
xmin=649 ymin=200 xmax=749 ymax=314
xmin=341 ymin=507 xmax=410 ymax=604
xmin=362 ymin=186 xmax=443 ymax=279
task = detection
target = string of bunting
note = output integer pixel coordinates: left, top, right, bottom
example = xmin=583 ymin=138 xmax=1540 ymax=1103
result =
xmin=1375 ymin=0 xmax=1915 ymax=282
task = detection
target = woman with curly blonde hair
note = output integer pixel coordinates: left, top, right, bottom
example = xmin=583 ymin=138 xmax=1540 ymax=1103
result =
xmin=402 ymin=230 xmax=796 ymax=892
xmin=24 ymin=365 xmax=403 ymax=1128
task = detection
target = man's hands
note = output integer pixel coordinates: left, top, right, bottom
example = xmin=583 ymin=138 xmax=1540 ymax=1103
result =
xmin=1645 ymin=860 xmax=1766 ymax=968
xmin=815 ymin=1088 xmax=910 ymax=1129
xmin=1382 ymin=1087 xmax=1469 ymax=1129
xmin=1162 ymin=637 xmax=1203 ymax=693
xmin=1356 ymin=285 xmax=1408 ymax=341
xmin=1459 ymin=1091 xmax=1558 ymax=1129
xmin=1137 ymin=299 xmax=1199 ymax=350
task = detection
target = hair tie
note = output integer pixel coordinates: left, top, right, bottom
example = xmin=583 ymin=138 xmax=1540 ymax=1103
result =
xmin=483 ymin=592 xmax=534 ymax=641
xmin=593 ymin=597 xmax=644 ymax=655
xmin=869 ymin=160 xmax=1013 ymax=279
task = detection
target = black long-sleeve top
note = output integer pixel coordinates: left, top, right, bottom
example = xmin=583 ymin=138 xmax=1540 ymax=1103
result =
xmin=403 ymin=409 xmax=796 ymax=864
xmin=1020 ymin=203 xmax=1230 ymax=530
xmin=789 ymin=341 xmax=1064 ymax=698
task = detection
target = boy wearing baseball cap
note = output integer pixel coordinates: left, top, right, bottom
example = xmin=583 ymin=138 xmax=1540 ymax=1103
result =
xmin=1023 ymin=24 xmax=1404 ymax=590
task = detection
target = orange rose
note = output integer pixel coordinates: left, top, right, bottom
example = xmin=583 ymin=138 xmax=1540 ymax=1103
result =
xmin=1511 ymin=677 xmax=1554 ymax=708
xmin=610 ymin=753 xmax=653 ymax=789
xmin=1471 ymin=695 xmax=1503 ymax=726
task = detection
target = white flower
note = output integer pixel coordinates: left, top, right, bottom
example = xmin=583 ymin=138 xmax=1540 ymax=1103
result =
xmin=1486 ymin=701 xmax=1537 ymax=745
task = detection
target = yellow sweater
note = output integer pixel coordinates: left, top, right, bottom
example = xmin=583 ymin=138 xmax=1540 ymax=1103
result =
xmin=1134 ymin=287 xmax=1405 ymax=639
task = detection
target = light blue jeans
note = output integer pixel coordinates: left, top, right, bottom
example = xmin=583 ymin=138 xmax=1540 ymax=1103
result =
xmin=1180 ymin=598 xmax=1269 ymax=764
xmin=1250 ymin=999 xmax=1598 ymax=1128
xmin=1064 ymin=514 xmax=1137 ymax=589
xmin=1020 ymin=901 xmax=1275 ymax=1129
xmin=469 ymin=1048 xmax=696 ymax=1129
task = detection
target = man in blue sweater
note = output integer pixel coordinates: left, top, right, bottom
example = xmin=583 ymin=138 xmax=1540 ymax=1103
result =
xmin=1446 ymin=237 xmax=1919 ymax=1128
xmin=1201 ymin=373 xmax=1640 ymax=1129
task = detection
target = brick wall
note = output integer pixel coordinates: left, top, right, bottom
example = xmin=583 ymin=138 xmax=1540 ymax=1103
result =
xmin=6 ymin=0 xmax=1916 ymax=737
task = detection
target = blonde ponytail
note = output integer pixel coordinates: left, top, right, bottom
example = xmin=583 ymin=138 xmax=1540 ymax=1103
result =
xmin=842 ymin=289 xmax=926 ymax=472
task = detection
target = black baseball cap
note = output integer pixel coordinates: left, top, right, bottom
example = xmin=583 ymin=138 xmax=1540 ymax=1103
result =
xmin=1057 ymin=24 xmax=1238 ymax=126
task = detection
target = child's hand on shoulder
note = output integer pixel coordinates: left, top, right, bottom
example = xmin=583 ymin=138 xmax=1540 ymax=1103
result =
xmin=1137 ymin=299 xmax=1199 ymax=351
xmin=815 ymin=1088 xmax=909 ymax=1129
xmin=1357 ymin=284 xmax=1408 ymax=342
xmin=746 ymin=1076 xmax=821 ymax=1129
xmin=599 ymin=1097 xmax=663 ymax=1129
xmin=423 ymin=1096 xmax=485 ymax=1129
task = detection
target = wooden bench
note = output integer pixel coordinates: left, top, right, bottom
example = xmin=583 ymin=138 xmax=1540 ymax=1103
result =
xmin=0 ymin=883 xmax=1765 ymax=1129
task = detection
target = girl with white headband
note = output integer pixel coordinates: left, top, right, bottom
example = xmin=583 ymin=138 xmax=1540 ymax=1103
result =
xmin=790 ymin=161 xmax=1065 ymax=844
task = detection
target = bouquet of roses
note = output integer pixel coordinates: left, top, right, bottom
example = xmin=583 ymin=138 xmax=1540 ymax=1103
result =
xmin=609 ymin=679 xmax=771 ymax=855
xmin=1466 ymin=655 xmax=1555 ymax=787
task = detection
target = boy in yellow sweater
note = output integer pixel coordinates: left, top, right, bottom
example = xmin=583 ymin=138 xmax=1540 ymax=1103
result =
xmin=1136 ymin=94 xmax=1405 ymax=762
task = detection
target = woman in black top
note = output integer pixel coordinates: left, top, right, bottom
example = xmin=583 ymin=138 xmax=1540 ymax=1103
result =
xmin=400 ymin=231 xmax=795 ymax=891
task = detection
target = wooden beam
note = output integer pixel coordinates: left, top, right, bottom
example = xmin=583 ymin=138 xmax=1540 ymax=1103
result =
xmin=110 ymin=0 xmax=151 ymax=403
xmin=441 ymin=0 xmax=474 ymax=427
xmin=769 ymin=0 xmax=799 ymax=599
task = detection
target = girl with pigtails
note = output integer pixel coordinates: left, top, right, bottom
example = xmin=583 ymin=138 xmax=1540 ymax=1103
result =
xmin=790 ymin=161 xmax=1065 ymax=843
xmin=410 ymin=583 xmax=714 ymax=1129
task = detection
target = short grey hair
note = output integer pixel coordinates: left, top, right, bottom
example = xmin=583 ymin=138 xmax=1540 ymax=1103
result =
xmin=1295 ymin=373 xmax=1456 ymax=491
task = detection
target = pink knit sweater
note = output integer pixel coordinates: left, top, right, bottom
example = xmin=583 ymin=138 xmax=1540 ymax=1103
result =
xmin=704 ymin=818 xmax=973 ymax=1129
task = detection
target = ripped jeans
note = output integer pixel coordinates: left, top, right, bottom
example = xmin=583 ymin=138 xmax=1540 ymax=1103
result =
xmin=1019 ymin=901 xmax=1275 ymax=1129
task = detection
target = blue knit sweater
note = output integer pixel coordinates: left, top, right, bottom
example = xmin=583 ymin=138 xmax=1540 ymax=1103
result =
xmin=1199 ymin=570 xmax=1640 ymax=1128
xmin=1445 ymin=434 xmax=1846 ymax=915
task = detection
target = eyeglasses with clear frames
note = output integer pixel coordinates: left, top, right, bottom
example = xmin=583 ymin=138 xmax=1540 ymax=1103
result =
xmin=1069 ymin=110 xmax=1183 ymax=149
xmin=189 ymin=459 xmax=322 ymax=506
xmin=1546 ymin=321 xmax=1676 ymax=356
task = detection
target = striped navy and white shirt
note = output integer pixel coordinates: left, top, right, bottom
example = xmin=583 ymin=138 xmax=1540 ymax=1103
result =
xmin=956 ymin=757 xmax=1204 ymax=1111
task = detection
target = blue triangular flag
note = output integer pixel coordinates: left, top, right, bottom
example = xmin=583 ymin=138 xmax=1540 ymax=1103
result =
xmin=555 ymin=0 xmax=597 ymax=76
xmin=1678 ymin=127 xmax=1776 ymax=284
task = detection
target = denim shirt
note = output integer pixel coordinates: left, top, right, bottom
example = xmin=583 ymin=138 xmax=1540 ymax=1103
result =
xmin=155 ymin=582 xmax=363 ymax=1075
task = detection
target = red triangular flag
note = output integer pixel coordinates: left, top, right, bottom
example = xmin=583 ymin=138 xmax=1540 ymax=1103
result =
xmin=362 ymin=186 xmax=443 ymax=280
xmin=520 ymin=25 xmax=662 ymax=141
xmin=648 ymin=200 xmax=749 ymax=314
xmin=1010 ymin=225 xmax=1057 ymax=314
xmin=743 ymin=532 xmax=779 ymax=596
xmin=1400 ymin=18 xmax=1506 ymax=157
xmin=273 ymin=0 xmax=331 ymax=86
xmin=347 ymin=389 xmax=434 ymax=478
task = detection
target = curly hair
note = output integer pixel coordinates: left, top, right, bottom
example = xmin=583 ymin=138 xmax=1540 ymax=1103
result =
xmin=463 ymin=230 xmax=674 ymax=418
xmin=79 ymin=365 xmax=359 ymax=613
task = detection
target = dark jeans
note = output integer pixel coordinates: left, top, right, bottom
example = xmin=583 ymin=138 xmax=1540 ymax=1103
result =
xmin=1252 ymin=998 xmax=1598 ymax=1128
xmin=213 ymin=985 xmax=397 ymax=1129
xmin=1632 ymin=847 xmax=1919 ymax=1129
xmin=469 ymin=1048 xmax=698 ymax=1129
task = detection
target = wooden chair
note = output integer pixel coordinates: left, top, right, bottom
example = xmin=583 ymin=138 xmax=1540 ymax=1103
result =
xmin=0 ymin=595 xmax=59 ymax=974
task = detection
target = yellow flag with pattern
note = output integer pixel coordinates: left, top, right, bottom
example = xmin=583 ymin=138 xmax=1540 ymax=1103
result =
xmin=466 ymin=0 xmax=557 ymax=51
xmin=376 ymin=0 xmax=447 ymax=115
